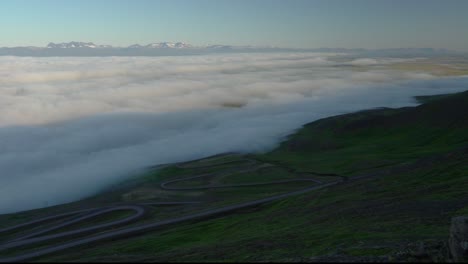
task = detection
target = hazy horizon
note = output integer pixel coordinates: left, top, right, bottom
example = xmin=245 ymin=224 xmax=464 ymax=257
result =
xmin=0 ymin=42 xmax=463 ymax=53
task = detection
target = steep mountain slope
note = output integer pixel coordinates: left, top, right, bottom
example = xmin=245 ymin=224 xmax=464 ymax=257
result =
xmin=1 ymin=91 xmax=467 ymax=262
xmin=261 ymin=91 xmax=468 ymax=175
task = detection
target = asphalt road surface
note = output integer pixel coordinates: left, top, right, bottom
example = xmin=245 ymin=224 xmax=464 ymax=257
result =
xmin=0 ymin=158 xmax=341 ymax=262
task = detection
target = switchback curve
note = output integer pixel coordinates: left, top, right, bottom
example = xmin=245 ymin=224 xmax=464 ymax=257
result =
xmin=0 ymin=158 xmax=342 ymax=262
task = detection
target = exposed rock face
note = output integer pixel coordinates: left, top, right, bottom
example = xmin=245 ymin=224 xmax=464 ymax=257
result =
xmin=449 ymin=216 xmax=468 ymax=262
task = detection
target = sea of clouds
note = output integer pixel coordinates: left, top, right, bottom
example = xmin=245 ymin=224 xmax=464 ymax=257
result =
xmin=0 ymin=52 xmax=467 ymax=214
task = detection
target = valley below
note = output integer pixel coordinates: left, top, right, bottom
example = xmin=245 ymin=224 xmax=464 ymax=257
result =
xmin=1 ymin=90 xmax=467 ymax=262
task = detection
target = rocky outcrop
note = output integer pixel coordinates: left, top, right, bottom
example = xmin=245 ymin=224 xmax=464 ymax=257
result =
xmin=449 ymin=216 xmax=468 ymax=262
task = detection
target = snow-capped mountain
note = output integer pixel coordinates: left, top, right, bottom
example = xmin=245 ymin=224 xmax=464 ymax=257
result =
xmin=47 ymin=42 xmax=112 ymax=49
xmin=144 ymin=42 xmax=193 ymax=49
xmin=4 ymin=42 xmax=454 ymax=57
xmin=1 ymin=42 xmax=455 ymax=55
xmin=46 ymin=41 xmax=194 ymax=49
xmin=44 ymin=41 xmax=241 ymax=50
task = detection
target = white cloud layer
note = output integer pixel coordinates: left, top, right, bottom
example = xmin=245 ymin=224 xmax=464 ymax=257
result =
xmin=0 ymin=53 xmax=467 ymax=214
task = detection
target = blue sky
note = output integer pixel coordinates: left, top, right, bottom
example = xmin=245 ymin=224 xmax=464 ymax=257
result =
xmin=1 ymin=0 xmax=468 ymax=51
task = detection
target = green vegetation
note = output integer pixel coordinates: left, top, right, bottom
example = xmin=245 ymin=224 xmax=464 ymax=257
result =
xmin=261 ymin=91 xmax=468 ymax=175
xmin=1 ymin=91 xmax=468 ymax=262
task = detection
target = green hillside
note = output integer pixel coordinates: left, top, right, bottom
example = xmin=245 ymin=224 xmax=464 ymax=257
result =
xmin=261 ymin=91 xmax=468 ymax=175
xmin=1 ymin=91 xmax=467 ymax=262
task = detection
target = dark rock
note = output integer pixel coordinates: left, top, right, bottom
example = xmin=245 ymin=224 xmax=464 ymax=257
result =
xmin=385 ymin=240 xmax=447 ymax=262
xmin=449 ymin=216 xmax=468 ymax=262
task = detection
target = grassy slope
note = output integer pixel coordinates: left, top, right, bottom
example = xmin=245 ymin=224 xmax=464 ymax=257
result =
xmin=11 ymin=91 xmax=468 ymax=262
xmin=260 ymin=91 xmax=468 ymax=175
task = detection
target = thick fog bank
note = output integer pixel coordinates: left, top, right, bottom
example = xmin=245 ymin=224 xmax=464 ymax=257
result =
xmin=0 ymin=53 xmax=467 ymax=214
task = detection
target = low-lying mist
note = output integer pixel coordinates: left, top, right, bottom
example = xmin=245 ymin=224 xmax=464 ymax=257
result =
xmin=0 ymin=53 xmax=467 ymax=214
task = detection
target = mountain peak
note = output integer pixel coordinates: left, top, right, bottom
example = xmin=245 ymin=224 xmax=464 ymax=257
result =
xmin=145 ymin=42 xmax=193 ymax=49
xmin=46 ymin=42 xmax=111 ymax=49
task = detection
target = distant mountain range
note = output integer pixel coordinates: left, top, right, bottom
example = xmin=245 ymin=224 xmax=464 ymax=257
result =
xmin=0 ymin=41 xmax=463 ymax=57
xmin=0 ymin=42 xmax=298 ymax=57
xmin=43 ymin=41 xmax=278 ymax=50
xmin=46 ymin=42 xmax=112 ymax=49
xmin=46 ymin=41 xmax=195 ymax=49
xmin=41 ymin=41 xmax=268 ymax=50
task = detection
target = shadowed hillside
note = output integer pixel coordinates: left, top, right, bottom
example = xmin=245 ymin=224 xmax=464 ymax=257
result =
xmin=261 ymin=90 xmax=468 ymax=175
xmin=1 ymin=91 xmax=467 ymax=262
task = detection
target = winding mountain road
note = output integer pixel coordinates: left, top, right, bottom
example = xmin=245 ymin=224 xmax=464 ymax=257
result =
xmin=0 ymin=157 xmax=341 ymax=262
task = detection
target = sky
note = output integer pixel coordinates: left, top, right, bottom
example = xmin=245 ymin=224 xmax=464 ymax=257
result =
xmin=1 ymin=0 xmax=468 ymax=51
